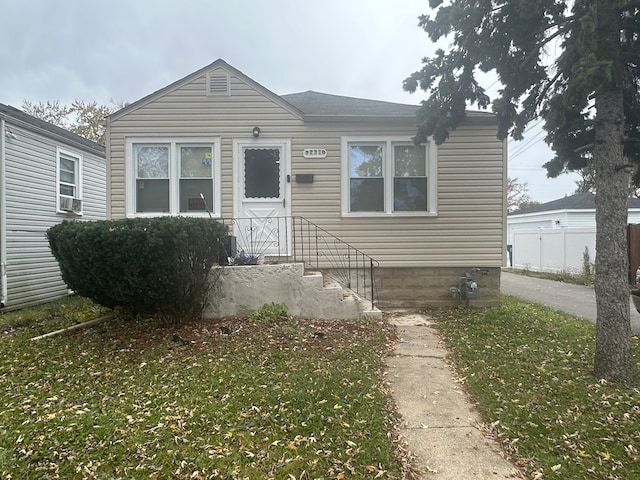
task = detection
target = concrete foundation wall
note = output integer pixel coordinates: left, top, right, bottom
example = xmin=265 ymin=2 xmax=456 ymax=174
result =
xmin=204 ymin=264 xmax=501 ymax=319
xmin=375 ymin=266 xmax=501 ymax=308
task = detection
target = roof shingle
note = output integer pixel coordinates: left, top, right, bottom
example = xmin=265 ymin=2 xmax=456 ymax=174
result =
xmin=281 ymin=91 xmax=420 ymax=117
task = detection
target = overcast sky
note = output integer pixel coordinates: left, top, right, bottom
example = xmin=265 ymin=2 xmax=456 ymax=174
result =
xmin=1 ymin=0 xmax=579 ymax=203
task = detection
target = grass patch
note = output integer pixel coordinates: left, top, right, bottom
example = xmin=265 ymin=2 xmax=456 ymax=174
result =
xmin=430 ymin=295 xmax=640 ymax=479
xmin=0 ymin=295 xmax=111 ymax=336
xmin=0 ymin=299 xmax=403 ymax=479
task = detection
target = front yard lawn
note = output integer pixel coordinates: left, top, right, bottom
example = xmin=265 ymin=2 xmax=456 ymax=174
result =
xmin=0 ymin=299 xmax=403 ymax=479
xmin=6 ymin=293 xmax=638 ymax=479
xmin=432 ymin=295 xmax=640 ymax=479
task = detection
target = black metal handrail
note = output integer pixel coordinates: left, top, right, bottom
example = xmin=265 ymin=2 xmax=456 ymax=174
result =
xmin=218 ymin=216 xmax=379 ymax=307
xmin=291 ymin=217 xmax=379 ymax=308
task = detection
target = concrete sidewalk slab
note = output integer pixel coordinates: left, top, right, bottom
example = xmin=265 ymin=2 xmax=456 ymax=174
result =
xmin=385 ymin=311 xmax=523 ymax=479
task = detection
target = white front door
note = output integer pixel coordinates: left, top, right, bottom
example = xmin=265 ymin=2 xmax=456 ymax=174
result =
xmin=233 ymin=139 xmax=290 ymax=258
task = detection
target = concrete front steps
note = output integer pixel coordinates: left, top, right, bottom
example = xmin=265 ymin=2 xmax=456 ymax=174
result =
xmin=203 ymin=263 xmax=381 ymax=320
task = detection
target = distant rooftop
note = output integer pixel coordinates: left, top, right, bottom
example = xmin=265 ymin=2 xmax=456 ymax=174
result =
xmin=510 ymin=192 xmax=640 ymax=215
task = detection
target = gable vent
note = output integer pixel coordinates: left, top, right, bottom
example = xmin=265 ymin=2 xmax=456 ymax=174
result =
xmin=207 ymin=71 xmax=230 ymax=96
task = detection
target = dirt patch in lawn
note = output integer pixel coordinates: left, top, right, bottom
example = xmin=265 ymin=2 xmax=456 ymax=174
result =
xmin=180 ymin=316 xmax=397 ymax=355
xmin=77 ymin=314 xmax=398 ymax=360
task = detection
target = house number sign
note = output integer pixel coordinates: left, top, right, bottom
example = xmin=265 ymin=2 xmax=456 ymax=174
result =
xmin=302 ymin=148 xmax=327 ymax=159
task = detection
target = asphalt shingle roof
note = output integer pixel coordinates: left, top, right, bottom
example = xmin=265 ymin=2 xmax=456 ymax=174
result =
xmin=281 ymin=91 xmax=420 ymax=117
xmin=108 ymin=59 xmax=497 ymax=123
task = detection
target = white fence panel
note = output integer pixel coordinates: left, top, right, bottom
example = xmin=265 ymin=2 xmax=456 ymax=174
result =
xmin=511 ymin=230 xmax=540 ymax=269
xmin=512 ymin=227 xmax=596 ymax=273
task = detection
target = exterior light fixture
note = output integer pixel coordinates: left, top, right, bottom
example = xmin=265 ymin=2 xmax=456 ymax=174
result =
xmin=252 ymin=126 xmax=260 ymax=138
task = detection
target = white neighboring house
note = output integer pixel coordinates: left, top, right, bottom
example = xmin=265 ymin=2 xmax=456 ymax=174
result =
xmin=0 ymin=103 xmax=106 ymax=311
xmin=507 ymin=192 xmax=640 ymax=272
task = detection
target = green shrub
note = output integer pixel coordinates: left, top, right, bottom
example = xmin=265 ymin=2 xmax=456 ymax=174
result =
xmin=47 ymin=217 xmax=229 ymax=324
xmin=248 ymin=302 xmax=289 ymax=325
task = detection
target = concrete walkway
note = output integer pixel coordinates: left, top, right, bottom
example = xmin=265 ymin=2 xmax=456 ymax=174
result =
xmin=385 ymin=312 xmax=523 ymax=479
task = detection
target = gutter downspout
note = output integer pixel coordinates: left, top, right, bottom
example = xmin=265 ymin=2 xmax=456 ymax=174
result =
xmin=0 ymin=119 xmax=8 ymax=308
xmin=104 ymin=115 xmax=111 ymax=220
xmin=502 ymin=135 xmax=509 ymax=268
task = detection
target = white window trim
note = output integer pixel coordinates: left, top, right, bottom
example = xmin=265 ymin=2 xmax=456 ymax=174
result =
xmin=341 ymin=136 xmax=437 ymax=217
xmin=125 ymin=137 xmax=222 ymax=218
xmin=56 ymin=147 xmax=83 ymax=214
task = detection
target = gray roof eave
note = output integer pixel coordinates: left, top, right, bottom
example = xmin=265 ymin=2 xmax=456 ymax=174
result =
xmin=509 ymin=192 xmax=640 ymax=215
xmin=108 ymin=59 xmax=305 ymax=123
xmin=510 ymin=207 xmax=640 ymax=217
xmin=1 ymin=105 xmax=105 ymax=156
xmin=509 ymin=208 xmax=582 ymax=218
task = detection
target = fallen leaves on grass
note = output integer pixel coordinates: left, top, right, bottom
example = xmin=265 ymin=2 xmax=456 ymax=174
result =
xmin=0 ymin=314 xmax=403 ymax=479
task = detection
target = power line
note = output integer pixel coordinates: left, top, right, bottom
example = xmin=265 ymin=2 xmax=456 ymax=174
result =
xmin=509 ymin=128 xmax=546 ymax=161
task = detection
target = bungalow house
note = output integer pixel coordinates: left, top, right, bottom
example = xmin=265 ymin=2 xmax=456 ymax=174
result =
xmin=0 ymin=104 xmax=106 ymax=311
xmin=508 ymin=192 xmax=640 ymax=273
xmin=105 ymin=59 xmax=506 ymax=308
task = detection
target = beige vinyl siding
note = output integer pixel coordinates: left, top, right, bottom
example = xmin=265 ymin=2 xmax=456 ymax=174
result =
xmin=108 ymin=72 xmax=305 ymax=220
xmin=286 ymin=119 xmax=505 ymax=268
xmin=107 ymin=135 xmax=126 ymax=218
xmin=81 ymin=149 xmax=107 ymax=219
xmin=108 ymin=69 xmax=505 ymax=269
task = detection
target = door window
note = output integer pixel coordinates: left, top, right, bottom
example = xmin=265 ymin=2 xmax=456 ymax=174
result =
xmin=244 ymin=148 xmax=280 ymax=199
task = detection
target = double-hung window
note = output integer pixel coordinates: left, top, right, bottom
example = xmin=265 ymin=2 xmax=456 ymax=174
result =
xmin=393 ymin=144 xmax=428 ymax=211
xmin=127 ymin=138 xmax=221 ymax=216
xmin=348 ymin=143 xmax=384 ymax=212
xmin=135 ymin=144 xmax=170 ymax=212
xmin=57 ymin=148 xmax=82 ymax=213
xmin=342 ymin=137 xmax=437 ymax=216
xmin=179 ymin=145 xmax=214 ymax=212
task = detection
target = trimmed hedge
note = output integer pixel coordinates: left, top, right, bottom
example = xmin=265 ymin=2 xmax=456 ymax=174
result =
xmin=47 ymin=217 xmax=229 ymax=324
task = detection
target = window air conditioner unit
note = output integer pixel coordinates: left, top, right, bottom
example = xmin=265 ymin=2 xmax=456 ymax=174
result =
xmin=59 ymin=196 xmax=82 ymax=213
xmin=71 ymin=198 xmax=82 ymax=213
xmin=59 ymin=196 xmax=73 ymax=211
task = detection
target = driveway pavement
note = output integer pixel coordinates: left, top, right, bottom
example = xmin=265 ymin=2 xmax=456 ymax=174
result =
xmin=501 ymin=271 xmax=640 ymax=334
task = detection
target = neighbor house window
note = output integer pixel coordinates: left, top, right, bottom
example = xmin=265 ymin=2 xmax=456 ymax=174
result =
xmin=342 ymin=137 xmax=436 ymax=216
xmin=57 ymin=148 xmax=82 ymax=212
xmin=126 ymin=138 xmax=221 ymax=217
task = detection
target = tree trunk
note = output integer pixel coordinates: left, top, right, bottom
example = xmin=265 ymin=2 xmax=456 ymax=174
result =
xmin=593 ymin=89 xmax=633 ymax=384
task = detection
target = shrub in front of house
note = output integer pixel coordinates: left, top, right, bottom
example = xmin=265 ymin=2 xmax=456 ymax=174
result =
xmin=47 ymin=217 xmax=229 ymax=324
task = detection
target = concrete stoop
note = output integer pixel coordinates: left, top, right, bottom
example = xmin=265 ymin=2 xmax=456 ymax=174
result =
xmin=203 ymin=263 xmax=380 ymax=320
xmin=354 ymin=291 xmax=382 ymax=320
